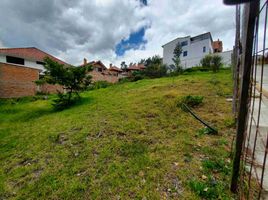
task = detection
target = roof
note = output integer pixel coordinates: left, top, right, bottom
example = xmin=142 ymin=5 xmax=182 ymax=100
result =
xmin=128 ymin=64 xmax=145 ymax=70
xmin=190 ymin=32 xmax=213 ymax=44
xmin=0 ymin=47 xmax=68 ymax=65
xmin=162 ymin=32 xmax=213 ymax=47
xmin=109 ymin=66 xmax=122 ymax=72
xmin=80 ymin=60 xmax=107 ymax=69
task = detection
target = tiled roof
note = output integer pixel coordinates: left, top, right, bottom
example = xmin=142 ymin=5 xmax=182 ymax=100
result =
xmin=0 ymin=47 xmax=68 ymax=65
xmin=80 ymin=60 xmax=107 ymax=69
xmin=128 ymin=64 xmax=145 ymax=70
xmin=109 ymin=66 xmax=122 ymax=72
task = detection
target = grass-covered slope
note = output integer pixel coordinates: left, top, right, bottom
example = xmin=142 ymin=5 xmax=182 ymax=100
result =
xmin=0 ymin=70 xmax=236 ymax=199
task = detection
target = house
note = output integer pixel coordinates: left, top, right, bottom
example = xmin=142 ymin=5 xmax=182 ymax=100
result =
xmin=0 ymin=47 xmax=68 ymax=98
xmin=213 ymin=39 xmax=223 ymax=53
xmin=81 ymin=59 xmax=119 ymax=83
xmin=126 ymin=63 xmax=146 ymax=76
xmin=108 ymin=64 xmax=124 ymax=78
xmin=162 ymin=32 xmax=233 ymax=68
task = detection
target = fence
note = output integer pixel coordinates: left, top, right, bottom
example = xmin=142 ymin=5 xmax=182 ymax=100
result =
xmin=231 ymin=0 xmax=268 ymax=199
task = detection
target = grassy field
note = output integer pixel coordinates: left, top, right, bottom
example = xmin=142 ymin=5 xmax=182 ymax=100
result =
xmin=0 ymin=70 xmax=236 ymax=199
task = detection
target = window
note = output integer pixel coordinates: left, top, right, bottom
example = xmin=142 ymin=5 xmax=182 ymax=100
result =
xmin=97 ymin=68 xmax=102 ymax=72
xmin=203 ymin=46 xmax=206 ymax=53
xmin=36 ymin=61 xmax=45 ymax=65
xmin=181 ymin=40 xmax=188 ymax=47
xmin=183 ymin=51 xmax=188 ymax=57
xmin=6 ymin=56 xmax=24 ymax=65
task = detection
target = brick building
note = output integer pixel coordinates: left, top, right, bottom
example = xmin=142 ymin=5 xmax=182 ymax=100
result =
xmin=0 ymin=47 xmax=68 ymax=98
xmin=81 ymin=59 xmax=121 ymax=83
xmin=212 ymin=39 xmax=223 ymax=53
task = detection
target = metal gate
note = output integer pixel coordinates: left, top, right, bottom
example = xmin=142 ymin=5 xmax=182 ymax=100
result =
xmin=231 ymin=0 xmax=268 ymax=199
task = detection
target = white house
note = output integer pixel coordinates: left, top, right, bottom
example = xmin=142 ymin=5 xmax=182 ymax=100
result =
xmin=162 ymin=32 xmax=232 ymax=68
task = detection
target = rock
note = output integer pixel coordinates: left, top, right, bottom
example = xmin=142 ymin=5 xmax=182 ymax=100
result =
xmin=202 ymin=175 xmax=207 ymax=180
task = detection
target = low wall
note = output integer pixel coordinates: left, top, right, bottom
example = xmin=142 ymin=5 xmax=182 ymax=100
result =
xmin=0 ymin=63 xmax=39 ymax=98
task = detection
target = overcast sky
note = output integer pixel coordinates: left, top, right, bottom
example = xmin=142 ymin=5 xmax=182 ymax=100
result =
xmin=0 ymin=0 xmax=236 ymax=66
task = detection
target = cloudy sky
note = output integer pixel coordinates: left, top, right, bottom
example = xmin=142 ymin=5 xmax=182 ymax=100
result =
xmin=0 ymin=0 xmax=235 ymax=66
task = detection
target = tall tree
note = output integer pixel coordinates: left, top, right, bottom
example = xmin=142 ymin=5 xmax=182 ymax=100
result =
xmin=171 ymin=42 xmax=183 ymax=74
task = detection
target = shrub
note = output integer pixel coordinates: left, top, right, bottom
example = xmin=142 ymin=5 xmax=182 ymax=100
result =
xmin=93 ymin=81 xmax=112 ymax=89
xmin=200 ymin=54 xmax=223 ymax=73
xmin=211 ymin=55 xmax=223 ymax=73
xmin=200 ymin=54 xmax=213 ymax=69
xmin=184 ymin=66 xmax=210 ymax=73
xmin=178 ymin=95 xmax=204 ymax=108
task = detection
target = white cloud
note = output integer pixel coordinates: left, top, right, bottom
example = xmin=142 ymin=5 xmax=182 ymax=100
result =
xmin=115 ymin=0 xmax=235 ymax=66
xmin=0 ymin=0 xmax=235 ymax=67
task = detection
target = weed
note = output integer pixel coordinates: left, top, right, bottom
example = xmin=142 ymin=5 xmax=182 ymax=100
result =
xmin=178 ymin=95 xmax=204 ymax=108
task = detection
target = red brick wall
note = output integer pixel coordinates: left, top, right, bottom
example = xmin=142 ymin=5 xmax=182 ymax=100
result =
xmin=0 ymin=63 xmax=39 ymax=98
xmin=39 ymin=83 xmax=64 ymax=94
xmin=89 ymin=70 xmax=119 ymax=83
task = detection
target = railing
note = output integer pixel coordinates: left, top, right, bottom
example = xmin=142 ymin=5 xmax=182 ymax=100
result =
xmin=231 ymin=0 xmax=268 ymax=199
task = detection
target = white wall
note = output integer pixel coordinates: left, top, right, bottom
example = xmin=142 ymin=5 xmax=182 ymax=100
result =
xmin=0 ymin=54 xmax=45 ymax=71
xmin=163 ymin=36 xmax=213 ymax=68
xmin=215 ymin=50 xmax=233 ymax=66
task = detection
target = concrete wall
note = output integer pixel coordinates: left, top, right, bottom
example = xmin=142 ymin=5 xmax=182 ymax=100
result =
xmin=163 ymin=36 xmax=213 ymax=68
xmin=215 ymin=50 xmax=233 ymax=66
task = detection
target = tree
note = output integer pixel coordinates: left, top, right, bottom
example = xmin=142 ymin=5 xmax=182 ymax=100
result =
xmin=37 ymin=57 xmax=92 ymax=110
xmin=120 ymin=61 xmax=127 ymax=71
xmin=143 ymin=55 xmax=167 ymax=78
xmin=211 ymin=55 xmax=222 ymax=73
xmin=171 ymin=42 xmax=183 ymax=74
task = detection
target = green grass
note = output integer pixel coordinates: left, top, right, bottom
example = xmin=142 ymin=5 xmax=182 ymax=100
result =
xmin=0 ymin=70 xmax=236 ymax=199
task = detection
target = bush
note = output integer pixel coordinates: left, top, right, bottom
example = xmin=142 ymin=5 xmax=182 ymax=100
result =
xmin=200 ymin=54 xmax=213 ymax=69
xmin=178 ymin=95 xmax=204 ymax=108
xmin=183 ymin=66 xmax=210 ymax=73
xmin=131 ymin=71 xmax=145 ymax=81
xmin=211 ymin=55 xmax=222 ymax=73
xmin=93 ymin=81 xmax=112 ymax=89
xmin=200 ymin=54 xmax=223 ymax=73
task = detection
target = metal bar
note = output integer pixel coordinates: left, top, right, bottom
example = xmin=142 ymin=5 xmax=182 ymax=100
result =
xmin=231 ymin=0 xmax=260 ymax=193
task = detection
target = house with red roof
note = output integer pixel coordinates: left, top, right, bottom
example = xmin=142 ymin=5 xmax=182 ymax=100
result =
xmin=81 ymin=58 xmax=121 ymax=83
xmin=0 ymin=47 xmax=68 ymax=98
xmin=126 ymin=63 xmax=145 ymax=76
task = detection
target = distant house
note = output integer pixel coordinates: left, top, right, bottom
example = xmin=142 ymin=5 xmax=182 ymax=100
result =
xmin=108 ymin=64 xmax=124 ymax=77
xmin=0 ymin=47 xmax=68 ymax=98
xmin=212 ymin=39 xmax=223 ymax=53
xmin=126 ymin=63 xmax=145 ymax=76
xmin=162 ymin=32 xmax=233 ymax=68
xmin=81 ymin=59 xmax=119 ymax=83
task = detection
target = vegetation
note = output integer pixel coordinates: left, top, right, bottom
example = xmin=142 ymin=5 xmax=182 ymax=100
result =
xmin=0 ymin=70 xmax=236 ymax=199
xmin=37 ymin=58 xmax=92 ymax=110
xmin=143 ymin=55 xmax=167 ymax=78
xmin=120 ymin=61 xmax=128 ymax=71
xmin=200 ymin=54 xmax=223 ymax=73
xmin=178 ymin=95 xmax=204 ymax=108
xmin=89 ymin=81 xmax=112 ymax=90
xmin=169 ymin=42 xmax=183 ymax=75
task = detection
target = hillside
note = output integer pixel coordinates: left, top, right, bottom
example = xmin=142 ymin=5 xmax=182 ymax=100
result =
xmin=0 ymin=70 xmax=236 ymax=199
